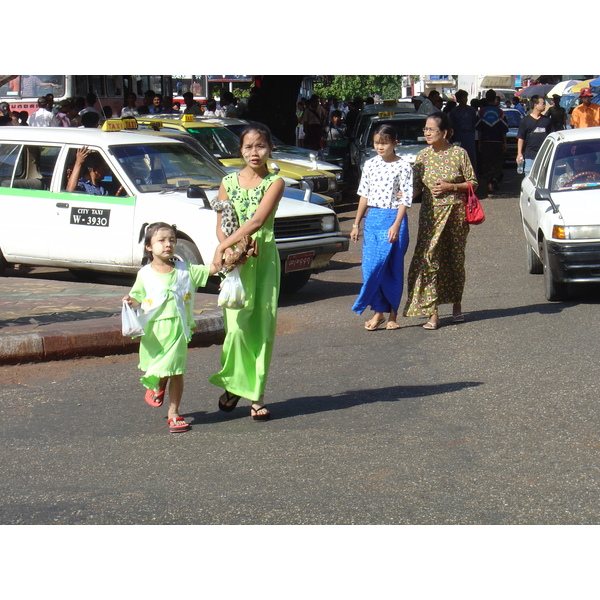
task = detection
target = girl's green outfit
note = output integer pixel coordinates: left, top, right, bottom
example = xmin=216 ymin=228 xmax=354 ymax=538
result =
xmin=129 ymin=261 xmax=209 ymax=391
xmin=209 ymin=172 xmax=281 ymax=402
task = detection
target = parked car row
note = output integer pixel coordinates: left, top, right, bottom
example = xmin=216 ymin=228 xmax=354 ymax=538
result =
xmin=0 ymin=124 xmax=349 ymax=294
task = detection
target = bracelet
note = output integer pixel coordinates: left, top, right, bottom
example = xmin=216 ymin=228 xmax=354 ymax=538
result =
xmin=352 ymin=224 xmax=359 ymax=228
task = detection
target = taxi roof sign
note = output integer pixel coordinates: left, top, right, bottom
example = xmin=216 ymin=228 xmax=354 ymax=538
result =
xmin=377 ymin=111 xmax=395 ymax=118
xmin=101 ymin=118 xmax=139 ymax=131
xmin=181 ymin=114 xmax=195 ymax=122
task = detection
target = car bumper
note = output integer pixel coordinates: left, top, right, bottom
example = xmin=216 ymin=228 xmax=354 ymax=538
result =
xmin=546 ymin=240 xmax=600 ymax=282
xmin=277 ymin=235 xmax=350 ymax=271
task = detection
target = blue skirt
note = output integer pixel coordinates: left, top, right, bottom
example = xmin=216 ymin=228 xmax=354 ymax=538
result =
xmin=352 ymin=207 xmax=409 ymax=315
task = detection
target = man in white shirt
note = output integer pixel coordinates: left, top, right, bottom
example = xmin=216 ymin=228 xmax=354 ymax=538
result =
xmin=29 ymin=97 xmax=58 ymax=127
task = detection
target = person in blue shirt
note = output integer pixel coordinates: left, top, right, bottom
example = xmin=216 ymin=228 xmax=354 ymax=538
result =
xmin=66 ymin=147 xmax=108 ymax=196
xmin=512 ymin=97 xmax=527 ymax=117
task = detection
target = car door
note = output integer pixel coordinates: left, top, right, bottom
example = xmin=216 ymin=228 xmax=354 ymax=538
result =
xmin=0 ymin=142 xmax=61 ymax=260
xmin=51 ymin=145 xmax=136 ymax=268
xmin=521 ymin=138 xmax=555 ymax=249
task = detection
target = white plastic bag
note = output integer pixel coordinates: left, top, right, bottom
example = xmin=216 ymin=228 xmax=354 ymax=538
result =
xmin=121 ymin=301 xmax=145 ymax=337
xmin=217 ymin=267 xmax=246 ymax=309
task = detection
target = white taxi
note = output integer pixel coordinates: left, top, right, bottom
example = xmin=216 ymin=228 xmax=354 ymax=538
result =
xmin=519 ymin=127 xmax=600 ymax=300
xmin=0 ymin=124 xmax=349 ymax=294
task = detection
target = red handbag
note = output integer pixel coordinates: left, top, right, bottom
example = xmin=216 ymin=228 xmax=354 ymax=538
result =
xmin=464 ymin=182 xmax=485 ymax=225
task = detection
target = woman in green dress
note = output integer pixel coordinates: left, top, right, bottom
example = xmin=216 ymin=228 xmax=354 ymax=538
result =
xmin=403 ymin=111 xmax=478 ymax=330
xmin=209 ymin=124 xmax=285 ymax=420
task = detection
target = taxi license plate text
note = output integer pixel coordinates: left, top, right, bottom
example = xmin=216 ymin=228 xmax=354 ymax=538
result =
xmin=70 ymin=207 xmax=111 ymax=227
xmin=285 ymin=251 xmax=314 ymax=273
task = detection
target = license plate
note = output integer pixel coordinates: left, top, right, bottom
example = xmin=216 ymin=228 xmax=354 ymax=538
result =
xmin=285 ymin=251 xmax=314 ymax=273
xmin=70 ymin=207 xmax=111 ymax=227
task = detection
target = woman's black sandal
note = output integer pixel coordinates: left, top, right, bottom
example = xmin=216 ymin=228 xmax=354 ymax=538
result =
xmin=219 ymin=391 xmax=241 ymax=412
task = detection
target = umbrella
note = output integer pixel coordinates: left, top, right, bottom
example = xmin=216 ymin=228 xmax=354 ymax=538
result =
xmin=517 ymin=84 xmax=556 ymax=98
xmin=547 ymin=79 xmax=580 ymax=97
xmin=588 ymin=76 xmax=600 ymax=87
xmin=570 ymin=79 xmax=595 ymax=93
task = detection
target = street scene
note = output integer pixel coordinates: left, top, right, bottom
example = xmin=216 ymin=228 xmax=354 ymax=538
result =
xmin=1 ymin=72 xmax=599 ymax=596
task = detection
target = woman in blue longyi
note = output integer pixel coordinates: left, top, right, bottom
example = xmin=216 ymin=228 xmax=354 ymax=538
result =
xmin=351 ymin=125 xmax=413 ymax=330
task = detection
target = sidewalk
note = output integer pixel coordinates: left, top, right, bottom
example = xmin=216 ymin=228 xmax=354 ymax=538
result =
xmin=0 ymin=267 xmax=224 ymax=364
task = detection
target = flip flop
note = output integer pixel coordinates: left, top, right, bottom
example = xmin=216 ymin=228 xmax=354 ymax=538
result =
xmin=386 ymin=321 xmax=400 ymax=330
xmin=145 ymin=388 xmax=165 ymax=407
xmin=218 ymin=390 xmax=241 ymax=412
xmin=168 ymin=416 xmax=190 ymax=433
xmin=251 ymin=404 xmax=271 ymax=421
xmin=364 ymin=317 xmax=385 ymax=331
xmin=452 ymin=314 xmax=465 ymax=323
xmin=423 ymin=321 xmax=439 ymax=330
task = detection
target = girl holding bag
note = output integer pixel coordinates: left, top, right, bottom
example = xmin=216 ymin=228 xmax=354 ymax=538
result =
xmin=403 ymin=111 xmax=478 ymax=330
xmin=122 ymin=222 xmax=219 ymax=433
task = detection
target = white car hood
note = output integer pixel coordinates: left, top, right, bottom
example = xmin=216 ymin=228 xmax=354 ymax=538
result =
xmin=551 ymin=188 xmax=600 ymax=226
xmin=271 ymin=151 xmax=341 ymax=172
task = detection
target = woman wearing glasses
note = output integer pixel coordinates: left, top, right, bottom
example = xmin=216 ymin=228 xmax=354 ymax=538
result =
xmin=403 ymin=111 xmax=478 ymax=330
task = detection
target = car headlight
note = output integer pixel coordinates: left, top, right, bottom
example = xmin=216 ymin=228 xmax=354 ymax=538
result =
xmin=335 ymin=172 xmax=343 ymax=182
xmin=327 ymin=178 xmax=337 ymax=191
xmin=321 ymin=215 xmax=336 ymax=232
xmin=553 ymin=225 xmax=600 ymax=240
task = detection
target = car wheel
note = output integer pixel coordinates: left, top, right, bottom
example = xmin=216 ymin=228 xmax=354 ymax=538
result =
xmin=280 ymin=270 xmax=311 ymax=295
xmin=0 ymin=248 xmax=6 ymax=276
xmin=526 ymin=242 xmax=543 ymax=274
xmin=175 ymin=239 xmax=219 ymax=293
xmin=542 ymin=240 xmax=568 ymax=301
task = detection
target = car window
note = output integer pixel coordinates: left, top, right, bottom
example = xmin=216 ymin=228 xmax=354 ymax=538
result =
xmin=529 ymin=138 xmax=554 ymax=186
xmin=0 ymin=144 xmax=60 ymax=190
xmin=0 ymin=144 xmax=22 ymax=186
xmin=551 ymin=140 xmax=600 ymax=191
xmin=187 ymin=127 xmax=240 ymax=159
xmin=367 ymin=119 xmax=426 ymax=146
xmin=62 ymin=147 xmax=128 ymax=197
xmin=111 ymin=142 xmax=224 ymax=192
xmin=504 ymin=111 xmax=522 ymax=128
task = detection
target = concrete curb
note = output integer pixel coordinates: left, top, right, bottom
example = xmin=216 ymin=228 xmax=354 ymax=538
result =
xmin=0 ymin=310 xmax=224 ymax=365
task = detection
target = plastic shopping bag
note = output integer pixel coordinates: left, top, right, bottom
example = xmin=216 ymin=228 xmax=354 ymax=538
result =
xmin=121 ymin=301 xmax=145 ymax=337
xmin=217 ymin=267 xmax=246 ymax=309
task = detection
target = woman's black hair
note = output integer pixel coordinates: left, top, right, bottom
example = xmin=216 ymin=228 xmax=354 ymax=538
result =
xmin=141 ymin=222 xmax=178 ymax=265
xmin=427 ymin=111 xmax=451 ymax=135
xmin=373 ymin=124 xmax=398 ymax=142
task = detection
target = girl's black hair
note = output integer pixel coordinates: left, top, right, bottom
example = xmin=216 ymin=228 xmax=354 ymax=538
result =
xmin=373 ymin=124 xmax=398 ymax=142
xmin=141 ymin=222 xmax=177 ymax=265
xmin=238 ymin=122 xmax=274 ymax=154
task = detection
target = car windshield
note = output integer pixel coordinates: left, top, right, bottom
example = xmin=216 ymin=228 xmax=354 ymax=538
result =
xmin=187 ymin=126 xmax=240 ymax=159
xmin=504 ymin=111 xmax=522 ymax=128
xmin=366 ymin=119 xmax=426 ymax=146
xmin=550 ymin=140 xmax=600 ymax=191
xmin=111 ymin=143 xmax=224 ymax=192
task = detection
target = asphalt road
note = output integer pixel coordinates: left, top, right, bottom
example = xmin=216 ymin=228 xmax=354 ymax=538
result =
xmin=1 ymin=169 xmax=599 ymax=528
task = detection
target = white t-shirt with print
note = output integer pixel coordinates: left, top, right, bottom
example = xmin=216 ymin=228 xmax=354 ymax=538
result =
xmin=357 ymin=155 xmax=413 ymax=208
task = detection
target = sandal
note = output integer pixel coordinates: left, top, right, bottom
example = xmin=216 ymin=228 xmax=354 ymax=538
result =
xmin=386 ymin=321 xmax=400 ymax=330
xmin=168 ymin=416 xmax=190 ymax=433
xmin=218 ymin=390 xmax=241 ymax=412
xmin=145 ymin=388 xmax=165 ymax=407
xmin=251 ymin=403 xmax=271 ymax=421
xmin=452 ymin=313 xmax=465 ymax=323
xmin=364 ymin=317 xmax=385 ymax=331
xmin=423 ymin=320 xmax=439 ymax=330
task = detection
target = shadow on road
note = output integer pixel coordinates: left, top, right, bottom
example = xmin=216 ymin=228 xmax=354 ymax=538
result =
xmin=185 ymin=380 xmax=483 ymax=424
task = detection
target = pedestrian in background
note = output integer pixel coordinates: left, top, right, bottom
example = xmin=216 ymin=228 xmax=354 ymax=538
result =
xmin=123 ymin=223 xmax=219 ymax=433
xmin=404 ymin=111 xmax=478 ymax=330
xmin=351 ymin=125 xmax=413 ymax=331
xmin=546 ymin=94 xmax=567 ymax=131
xmin=476 ymin=89 xmax=507 ymax=193
xmin=449 ymin=89 xmax=478 ymax=171
xmin=570 ymin=88 xmax=600 ymax=128
xmin=29 ymin=96 xmax=58 ymax=127
xmin=516 ymin=94 xmax=552 ymax=176
xmin=209 ymin=123 xmax=285 ymax=421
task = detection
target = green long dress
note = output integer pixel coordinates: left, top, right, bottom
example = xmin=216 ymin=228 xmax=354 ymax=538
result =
xmin=209 ymin=172 xmax=281 ymax=402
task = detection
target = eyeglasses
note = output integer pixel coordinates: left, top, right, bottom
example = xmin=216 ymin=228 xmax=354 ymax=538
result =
xmin=423 ymin=127 xmax=440 ymax=134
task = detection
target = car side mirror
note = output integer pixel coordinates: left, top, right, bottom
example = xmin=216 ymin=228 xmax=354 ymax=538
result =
xmin=187 ymin=185 xmax=211 ymax=209
xmin=535 ymin=188 xmax=559 ymax=214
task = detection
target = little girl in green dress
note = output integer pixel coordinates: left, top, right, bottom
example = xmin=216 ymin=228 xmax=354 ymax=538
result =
xmin=123 ymin=222 xmax=218 ymax=433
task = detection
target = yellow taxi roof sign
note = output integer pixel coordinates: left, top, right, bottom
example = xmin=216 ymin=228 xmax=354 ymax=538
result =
xmin=377 ymin=111 xmax=395 ymax=118
xmin=122 ymin=118 xmax=138 ymax=130
xmin=101 ymin=119 xmax=124 ymax=131
xmin=181 ymin=114 xmax=195 ymax=122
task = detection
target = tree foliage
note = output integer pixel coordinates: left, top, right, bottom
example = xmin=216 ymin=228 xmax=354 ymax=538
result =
xmin=313 ymin=75 xmax=406 ymax=101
